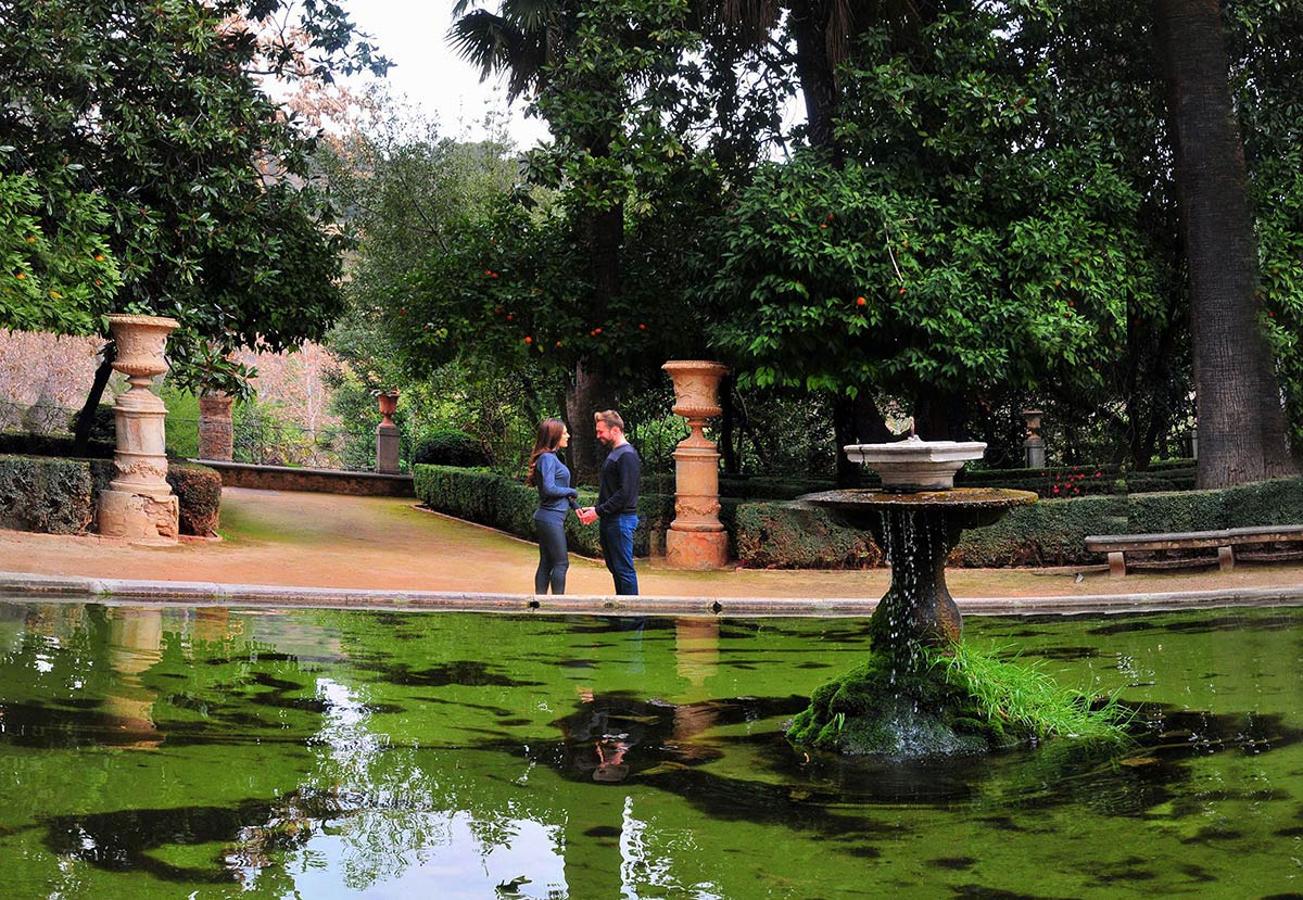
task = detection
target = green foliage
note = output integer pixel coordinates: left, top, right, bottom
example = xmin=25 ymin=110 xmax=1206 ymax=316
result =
xmin=1124 ymin=477 xmax=1303 ymax=534
xmin=734 ymin=476 xmax=1303 ymax=569
xmin=232 ymin=397 xmax=315 ymax=467
xmin=0 ymin=0 xmax=388 ymax=393
xmin=706 ymin=5 xmax=1163 ymax=408
xmin=0 ymin=431 xmax=113 ymax=460
xmin=0 ymin=449 xmax=220 ymax=537
xmin=733 ymin=502 xmax=881 ymax=569
xmin=412 ymin=429 xmax=487 ymax=468
xmin=162 ymin=386 xmax=200 ymax=460
xmin=0 ymin=166 xmax=120 ymax=334
xmin=929 ymin=642 xmax=1130 ymax=742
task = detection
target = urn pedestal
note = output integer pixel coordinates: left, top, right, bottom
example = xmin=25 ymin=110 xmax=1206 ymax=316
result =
xmin=663 ymin=361 xmax=730 ymax=569
xmin=376 ymin=390 xmax=400 ymax=475
xmin=97 ymin=314 xmax=180 ymax=545
xmin=198 ymin=392 xmax=234 ymax=461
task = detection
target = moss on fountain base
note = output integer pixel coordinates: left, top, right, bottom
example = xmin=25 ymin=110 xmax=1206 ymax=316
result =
xmin=788 ymin=642 xmax=1128 ymax=757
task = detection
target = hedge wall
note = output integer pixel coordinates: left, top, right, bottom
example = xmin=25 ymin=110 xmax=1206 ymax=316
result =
xmin=413 ymin=464 xmax=677 ymax=558
xmin=169 ymin=462 xmax=222 ymax=537
xmin=732 ymin=476 xmax=1303 ymax=569
xmin=0 ymin=454 xmax=220 ymax=537
xmin=0 ymin=454 xmax=100 ymax=534
xmin=412 ymin=463 xmax=1303 ymax=569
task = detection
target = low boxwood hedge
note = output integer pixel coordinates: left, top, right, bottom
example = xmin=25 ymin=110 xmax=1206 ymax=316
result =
xmin=733 ymin=501 xmax=881 ymax=568
xmin=732 ymin=476 xmax=1303 ymax=569
xmin=412 ymin=428 xmax=489 ymax=467
xmin=168 ymin=462 xmax=222 ymax=537
xmin=414 ymin=464 xmax=677 ymax=558
xmin=413 ymin=463 xmax=1303 ymax=569
xmin=0 ymin=453 xmax=220 ymax=537
xmin=0 ymin=454 xmax=100 ymax=534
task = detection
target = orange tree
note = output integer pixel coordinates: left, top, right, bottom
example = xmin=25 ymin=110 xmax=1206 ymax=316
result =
xmin=0 ymin=0 xmax=388 ymax=445
xmin=705 ymin=5 xmax=1163 ymax=443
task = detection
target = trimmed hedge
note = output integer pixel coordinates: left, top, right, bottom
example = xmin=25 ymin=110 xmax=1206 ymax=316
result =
xmin=0 ymin=431 xmax=115 ymax=459
xmin=733 ymin=501 xmax=880 ymax=568
xmin=0 ymin=454 xmax=99 ymax=534
xmin=733 ymin=476 xmax=1303 ymax=569
xmin=640 ymin=473 xmax=835 ymax=501
xmin=0 ymin=454 xmax=220 ymax=537
xmin=168 ymin=462 xmax=222 ymax=537
xmin=412 ymin=429 xmax=488 ymax=467
xmin=413 ymin=464 xmax=676 ymax=558
xmin=412 ymin=463 xmax=1303 ymax=569
xmin=950 ymin=496 xmax=1128 ymax=567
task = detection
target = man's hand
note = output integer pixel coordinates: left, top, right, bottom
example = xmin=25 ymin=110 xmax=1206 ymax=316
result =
xmin=576 ymin=507 xmax=598 ymax=525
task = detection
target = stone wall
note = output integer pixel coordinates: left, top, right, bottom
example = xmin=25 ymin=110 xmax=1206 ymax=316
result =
xmin=0 ymin=329 xmax=342 ymax=430
xmin=204 ymin=460 xmax=414 ymax=497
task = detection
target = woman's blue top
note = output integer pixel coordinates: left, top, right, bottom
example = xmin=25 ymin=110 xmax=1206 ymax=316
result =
xmin=534 ymin=451 xmax=579 ymax=520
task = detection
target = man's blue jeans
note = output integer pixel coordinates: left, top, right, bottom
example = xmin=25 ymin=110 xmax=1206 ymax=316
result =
xmin=598 ymin=513 xmax=639 ymax=595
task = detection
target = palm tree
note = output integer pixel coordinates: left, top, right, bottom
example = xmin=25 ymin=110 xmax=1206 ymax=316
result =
xmin=448 ymin=0 xmax=568 ymax=101
xmin=1151 ymin=0 xmax=1298 ymax=486
xmin=448 ymin=0 xmax=618 ymax=482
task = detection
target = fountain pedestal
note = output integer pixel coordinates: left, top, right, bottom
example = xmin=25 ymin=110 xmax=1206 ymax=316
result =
xmin=98 ymin=314 xmax=181 ymax=545
xmin=806 ymin=489 xmax=1036 ymax=650
xmin=663 ymin=361 xmax=729 ymax=569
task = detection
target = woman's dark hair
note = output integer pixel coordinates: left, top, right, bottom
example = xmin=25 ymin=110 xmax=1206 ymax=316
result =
xmin=526 ymin=418 xmax=566 ymax=486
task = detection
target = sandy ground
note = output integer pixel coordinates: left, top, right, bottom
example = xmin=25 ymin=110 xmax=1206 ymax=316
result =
xmin=1 ymin=487 xmax=1300 ymax=598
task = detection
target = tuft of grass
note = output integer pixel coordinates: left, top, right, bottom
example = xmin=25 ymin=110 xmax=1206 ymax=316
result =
xmin=788 ymin=640 xmax=1132 ymax=755
xmin=924 ymin=641 xmax=1131 ymax=742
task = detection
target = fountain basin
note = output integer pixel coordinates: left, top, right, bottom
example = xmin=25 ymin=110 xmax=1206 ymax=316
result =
xmin=844 ymin=436 xmax=987 ymax=491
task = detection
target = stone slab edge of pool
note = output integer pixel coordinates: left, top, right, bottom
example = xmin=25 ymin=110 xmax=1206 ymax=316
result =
xmin=1 ymin=571 xmax=1301 ymax=619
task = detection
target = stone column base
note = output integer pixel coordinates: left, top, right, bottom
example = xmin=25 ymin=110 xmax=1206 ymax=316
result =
xmin=666 ymin=528 xmax=729 ymax=569
xmin=376 ymin=423 xmax=401 ymax=474
xmin=98 ymin=489 xmax=179 ymax=546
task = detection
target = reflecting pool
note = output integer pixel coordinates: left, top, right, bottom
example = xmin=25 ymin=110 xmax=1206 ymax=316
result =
xmin=0 ymin=599 xmax=1300 ymax=897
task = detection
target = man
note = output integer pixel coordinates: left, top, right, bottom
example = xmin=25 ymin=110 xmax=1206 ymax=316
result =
xmin=577 ymin=410 xmax=641 ymax=595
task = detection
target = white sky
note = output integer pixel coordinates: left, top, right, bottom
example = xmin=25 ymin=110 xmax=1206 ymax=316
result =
xmin=340 ymin=1 xmax=804 ymax=154
xmin=343 ymin=1 xmax=552 ymax=150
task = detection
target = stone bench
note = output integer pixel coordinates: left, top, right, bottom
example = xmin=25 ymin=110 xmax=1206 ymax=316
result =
xmin=1086 ymin=525 xmax=1303 ymax=577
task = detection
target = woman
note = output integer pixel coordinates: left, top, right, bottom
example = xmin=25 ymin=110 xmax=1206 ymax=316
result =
xmin=527 ymin=417 xmax=580 ymax=594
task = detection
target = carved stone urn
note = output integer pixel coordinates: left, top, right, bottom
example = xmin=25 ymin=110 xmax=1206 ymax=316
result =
xmin=98 ymin=314 xmax=181 ymax=544
xmin=1022 ymin=408 xmax=1046 ymax=468
xmin=662 ymin=360 xmax=730 ymax=569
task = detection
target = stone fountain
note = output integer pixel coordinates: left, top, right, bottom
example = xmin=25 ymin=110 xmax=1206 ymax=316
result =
xmin=785 ymin=436 xmax=1056 ymax=756
xmin=803 ymin=436 xmax=1036 ymax=656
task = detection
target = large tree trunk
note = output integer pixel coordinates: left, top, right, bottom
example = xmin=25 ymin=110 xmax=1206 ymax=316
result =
xmin=913 ymin=391 xmax=966 ymax=441
xmin=789 ymin=0 xmax=840 ymax=157
xmin=1152 ymin=0 xmax=1298 ymax=487
xmin=833 ymin=393 xmax=893 ymax=486
xmin=565 ymin=358 xmax=615 ymax=484
xmin=72 ymin=342 xmax=115 ymax=455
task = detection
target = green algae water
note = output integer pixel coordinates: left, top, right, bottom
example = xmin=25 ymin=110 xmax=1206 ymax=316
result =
xmin=0 ymin=599 xmax=1299 ymax=898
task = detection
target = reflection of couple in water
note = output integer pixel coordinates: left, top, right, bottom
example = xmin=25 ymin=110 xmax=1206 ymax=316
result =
xmin=556 ymin=687 xmax=721 ymax=784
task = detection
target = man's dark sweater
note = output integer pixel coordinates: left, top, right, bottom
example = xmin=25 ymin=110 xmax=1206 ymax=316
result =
xmin=595 ymin=443 xmax=641 ymax=517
